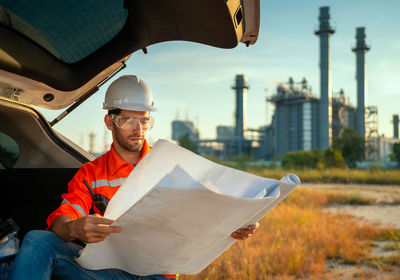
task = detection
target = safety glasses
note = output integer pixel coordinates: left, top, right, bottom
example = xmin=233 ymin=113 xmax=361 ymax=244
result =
xmin=111 ymin=115 xmax=154 ymax=130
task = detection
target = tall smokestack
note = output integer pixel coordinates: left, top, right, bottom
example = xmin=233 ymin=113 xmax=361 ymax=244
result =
xmin=393 ymin=114 xmax=399 ymax=139
xmin=315 ymin=6 xmax=335 ymax=149
xmin=352 ymin=27 xmax=370 ymax=140
xmin=232 ymin=74 xmax=249 ymax=154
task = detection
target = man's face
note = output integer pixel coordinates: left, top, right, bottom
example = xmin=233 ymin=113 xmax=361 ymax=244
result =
xmin=105 ymin=110 xmax=150 ymax=153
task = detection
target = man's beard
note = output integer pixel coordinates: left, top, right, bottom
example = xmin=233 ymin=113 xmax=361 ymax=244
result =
xmin=114 ymin=128 xmax=144 ymax=152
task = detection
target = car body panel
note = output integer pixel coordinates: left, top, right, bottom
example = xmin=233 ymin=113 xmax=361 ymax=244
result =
xmin=0 ymin=57 xmax=129 ymax=110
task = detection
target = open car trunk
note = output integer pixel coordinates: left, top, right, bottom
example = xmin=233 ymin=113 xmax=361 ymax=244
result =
xmin=0 ymin=0 xmax=259 ymax=110
xmin=0 ymin=0 xmax=260 ymax=238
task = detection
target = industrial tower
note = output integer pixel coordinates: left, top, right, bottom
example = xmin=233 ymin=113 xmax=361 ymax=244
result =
xmin=315 ymin=6 xmax=335 ymax=149
xmin=232 ymin=74 xmax=249 ymax=154
xmin=352 ymin=27 xmax=370 ymax=140
xmin=393 ymin=114 xmax=399 ymax=139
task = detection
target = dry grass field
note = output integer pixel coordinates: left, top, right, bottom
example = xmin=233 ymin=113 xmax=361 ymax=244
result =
xmin=251 ymin=168 xmax=400 ymax=185
xmin=180 ymin=186 xmax=400 ymax=280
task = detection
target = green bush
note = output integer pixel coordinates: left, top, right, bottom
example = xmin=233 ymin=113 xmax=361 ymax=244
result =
xmin=333 ymin=128 xmax=365 ymax=168
xmin=318 ymin=148 xmax=347 ymax=169
xmin=281 ymin=148 xmax=347 ymax=170
xmin=281 ymin=150 xmax=321 ymax=169
xmin=392 ymin=143 xmax=400 ymax=167
xmin=232 ymin=154 xmax=253 ymax=168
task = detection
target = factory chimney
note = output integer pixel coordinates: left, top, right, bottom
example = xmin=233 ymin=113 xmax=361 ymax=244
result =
xmin=315 ymin=6 xmax=335 ymax=149
xmin=393 ymin=114 xmax=399 ymax=139
xmin=232 ymin=74 xmax=249 ymax=154
xmin=89 ymin=131 xmax=96 ymax=154
xmin=352 ymin=27 xmax=370 ymax=140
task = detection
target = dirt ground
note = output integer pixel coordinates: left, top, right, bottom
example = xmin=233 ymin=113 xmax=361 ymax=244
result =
xmin=301 ymin=183 xmax=400 ymax=279
xmin=301 ymin=183 xmax=400 ymax=228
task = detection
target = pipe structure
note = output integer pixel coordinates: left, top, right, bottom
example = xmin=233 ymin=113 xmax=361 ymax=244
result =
xmin=315 ymin=6 xmax=335 ymax=149
xmin=393 ymin=114 xmax=399 ymax=139
xmin=352 ymin=27 xmax=370 ymax=140
xmin=231 ymin=74 xmax=249 ymax=154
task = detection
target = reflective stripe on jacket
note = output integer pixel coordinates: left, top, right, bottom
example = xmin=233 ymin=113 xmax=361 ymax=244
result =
xmin=47 ymin=141 xmax=150 ymax=224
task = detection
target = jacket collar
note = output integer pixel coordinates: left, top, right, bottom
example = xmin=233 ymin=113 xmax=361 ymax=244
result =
xmin=109 ymin=139 xmax=150 ymax=174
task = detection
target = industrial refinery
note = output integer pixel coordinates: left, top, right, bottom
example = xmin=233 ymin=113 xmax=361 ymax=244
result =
xmin=172 ymin=6 xmax=399 ymax=161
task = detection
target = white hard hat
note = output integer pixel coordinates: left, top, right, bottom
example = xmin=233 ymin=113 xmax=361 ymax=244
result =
xmin=103 ymin=75 xmax=157 ymax=111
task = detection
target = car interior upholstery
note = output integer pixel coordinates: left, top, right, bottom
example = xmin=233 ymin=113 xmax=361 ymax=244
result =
xmin=1 ymin=168 xmax=79 ymax=238
xmin=0 ymin=98 xmax=90 ymax=168
xmin=0 ymin=98 xmax=90 ymax=237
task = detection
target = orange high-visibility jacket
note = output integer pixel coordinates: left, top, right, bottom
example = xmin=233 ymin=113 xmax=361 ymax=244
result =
xmin=47 ymin=140 xmax=177 ymax=279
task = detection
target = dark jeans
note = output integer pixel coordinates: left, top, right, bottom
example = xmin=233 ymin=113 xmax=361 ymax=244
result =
xmin=9 ymin=230 xmax=177 ymax=280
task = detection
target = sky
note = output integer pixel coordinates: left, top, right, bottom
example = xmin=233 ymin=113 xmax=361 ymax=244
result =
xmin=40 ymin=0 xmax=400 ymax=153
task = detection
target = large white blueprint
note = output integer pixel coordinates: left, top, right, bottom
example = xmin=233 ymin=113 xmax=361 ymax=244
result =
xmin=77 ymin=139 xmax=300 ymax=275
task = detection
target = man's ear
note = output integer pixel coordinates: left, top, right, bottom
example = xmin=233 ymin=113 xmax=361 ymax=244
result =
xmin=104 ymin=115 xmax=114 ymax=131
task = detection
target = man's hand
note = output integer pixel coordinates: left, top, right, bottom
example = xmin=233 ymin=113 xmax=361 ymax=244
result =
xmin=231 ymin=222 xmax=260 ymax=240
xmin=51 ymin=215 xmax=122 ymax=243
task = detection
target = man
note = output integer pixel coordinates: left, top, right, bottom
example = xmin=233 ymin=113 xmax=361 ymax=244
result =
xmin=10 ymin=75 xmax=259 ymax=280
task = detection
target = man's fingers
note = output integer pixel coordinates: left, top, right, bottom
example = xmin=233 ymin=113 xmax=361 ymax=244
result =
xmin=91 ymin=224 xmax=122 ymax=234
xmin=248 ymin=222 xmax=260 ymax=230
xmin=86 ymin=215 xmax=115 ymax=225
xmin=83 ymin=228 xmax=121 ymax=243
xmin=231 ymin=232 xmax=241 ymax=239
xmin=244 ymin=223 xmax=259 ymax=231
xmin=231 ymin=223 xmax=260 ymax=240
xmin=231 ymin=232 xmax=251 ymax=240
xmin=86 ymin=235 xmax=107 ymax=243
xmin=235 ymin=228 xmax=254 ymax=235
xmin=84 ymin=215 xmax=121 ymax=233
xmin=76 ymin=216 xmax=121 ymax=238
xmin=235 ymin=223 xmax=260 ymax=234
xmin=83 ymin=223 xmax=122 ymax=235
